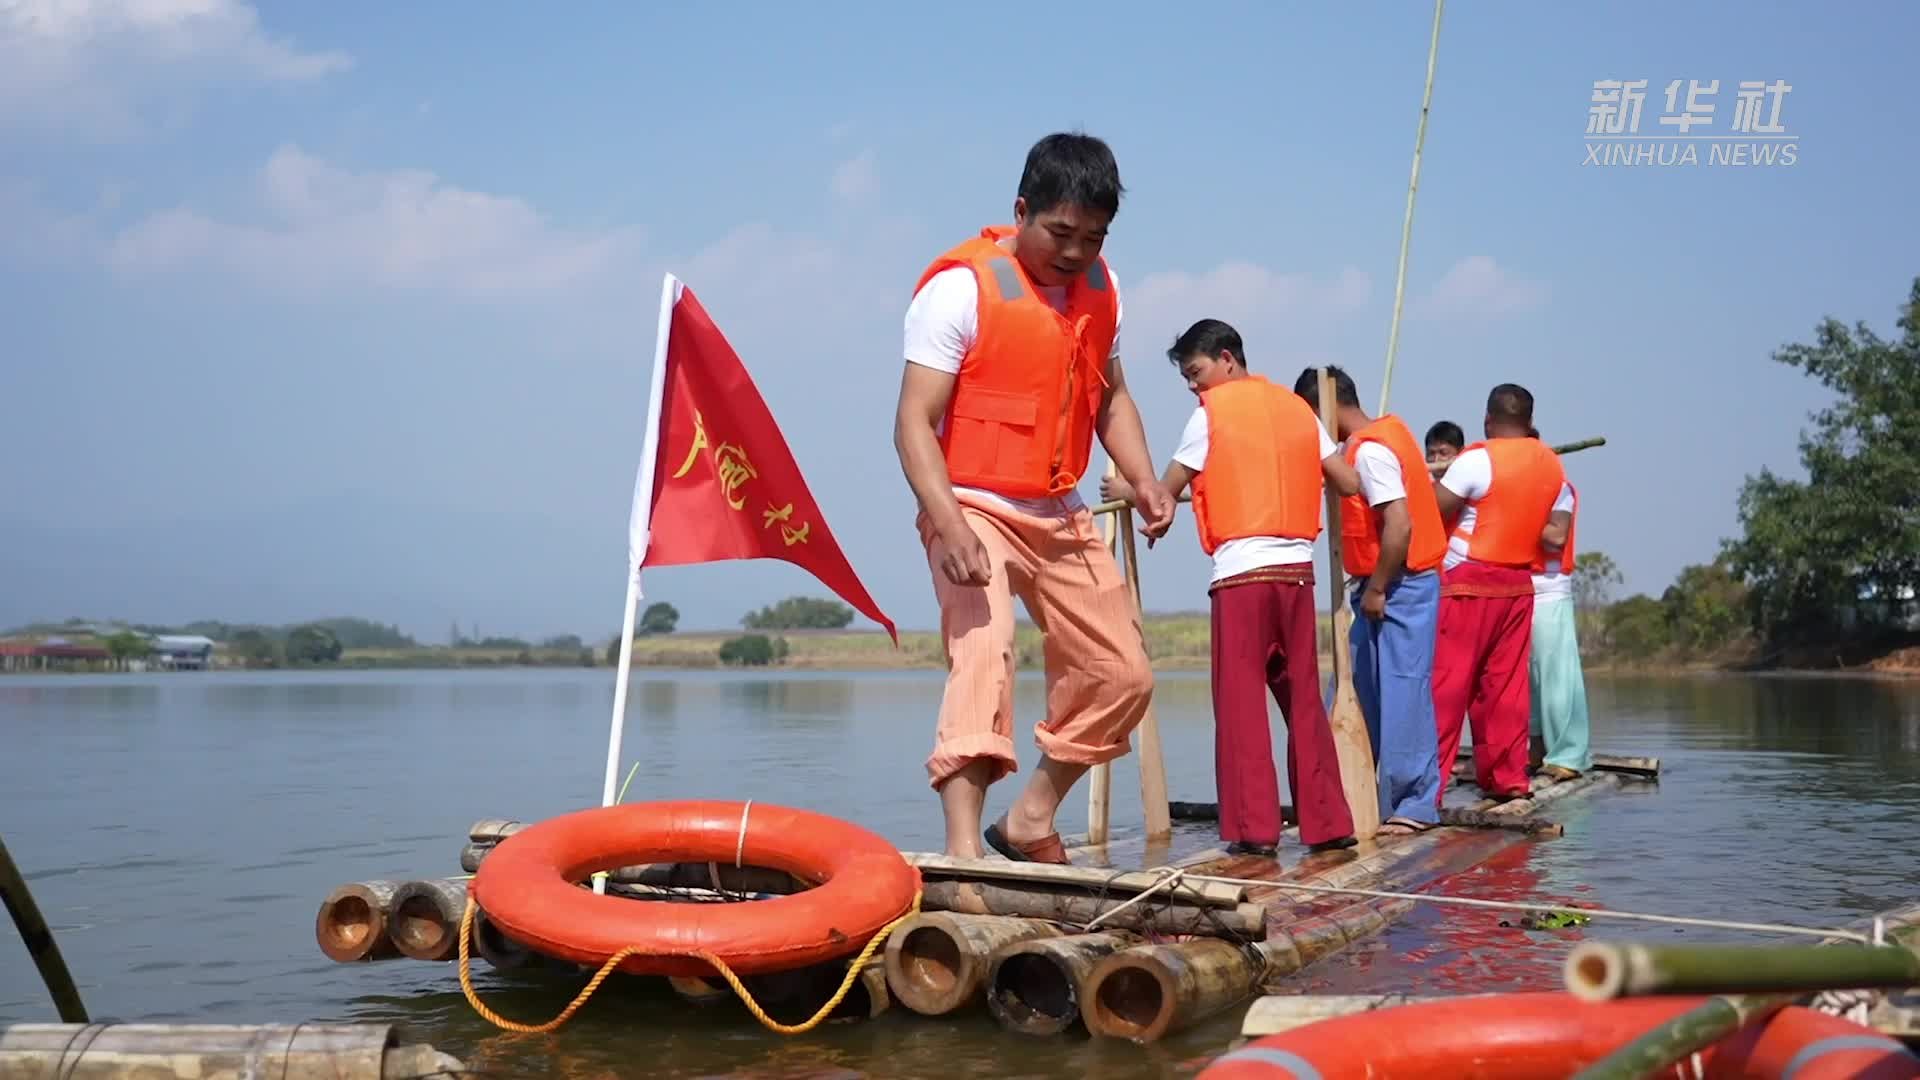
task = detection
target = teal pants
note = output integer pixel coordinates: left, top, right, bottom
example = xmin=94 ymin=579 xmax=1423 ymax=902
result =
xmin=1528 ymin=593 xmax=1591 ymax=772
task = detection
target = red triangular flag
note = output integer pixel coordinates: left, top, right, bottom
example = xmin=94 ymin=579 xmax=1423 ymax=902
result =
xmin=634 ymin=278 xmax=896 ymax=642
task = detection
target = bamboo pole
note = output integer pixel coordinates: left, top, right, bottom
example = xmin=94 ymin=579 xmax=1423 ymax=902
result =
xmin=1087 ymin=464 xmax=1120 ymax=847
xmin=314 ymin=880 xmax=402 ymax=964
xmin=882 ymin=912 xmax=1061 ymax=1016
xmin=0 ymin=1023 xmax=463 ymax=1079
xmin=1570 ymin=901 xmax=1920 ymax=1080
xmin=918 ymin=880 xmax=1266 ymax=940
xmin=905 ymin=852 xmax=1245 ymax=907
xmin=986 ymin=931 xmax=1143 ymax=1036
xmin=386 ymin=879 xmax=470 ymax=962
xmin=1318 ymin=367 xmax=1381 ymax=840
xmin=1087 ymin=436 xmax=1607 ymax=517
xmin=1119 ymin=489 xmax=1172 ymax=844
xmin=1567 ymin=941 xmax=1920 ymax=1001
xmin=0 ymin=831 xmax=89 ymax=1022
xmin=1376 ymin=0 xmax=1447 ymax=415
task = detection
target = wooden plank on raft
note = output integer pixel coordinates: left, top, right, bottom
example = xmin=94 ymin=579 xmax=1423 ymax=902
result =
xmin=902 ymin=852 xmax=1245 ymax=907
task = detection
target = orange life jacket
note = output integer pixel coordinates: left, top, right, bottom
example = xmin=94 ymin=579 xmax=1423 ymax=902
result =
xmin=1340 ymin=415 xmax=1447 ymax=577
xmin=917 ymin=226 xmax=1118 ymax=499
xmin=1190 ymin=376 xmax=1325 ymax=554
xmin=1536 ymin=479 xmax=1578 ymax=574
xmin=1455 ymin=437 xmax=1567 ymax=568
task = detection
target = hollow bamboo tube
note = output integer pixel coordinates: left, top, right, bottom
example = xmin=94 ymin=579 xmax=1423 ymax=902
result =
xmin=1084 ymin=939 xmax=1294 ymax=1042
xmin=985 ymin=931 xmax=1143 ymax=1036
xmin=0 ymin=1023 xmax=463 ymax=1079
xmin=1566 ymin=941 xmax=1920 ymax=1002
xmin=1570 ymin=900 xmax=1920 ymax=1080
xmin=918 ymin=880 xmax=1265 ymax=940
xmin=882 ymin=912 xmax=1061 ymax=1016
xmin=386 ymin=879 xmax=469 ymax=962
xmin=471 ymin=906 xmax=535 ymax=971
xmin=906 ymin=853 xmax=1245 ymax=907
xmin=314 ymin=880 xmax=402 ymax=963
xmin=466 ymin=819 xmax=523 ymax=842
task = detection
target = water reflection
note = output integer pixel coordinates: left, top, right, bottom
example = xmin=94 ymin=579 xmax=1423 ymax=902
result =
xmin=3 ymin=668 xmax=1919 ymax=1079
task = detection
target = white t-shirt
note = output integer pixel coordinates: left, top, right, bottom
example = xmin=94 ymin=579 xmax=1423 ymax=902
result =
xmin=1353 ymin=442 xmax=1406 ymax=507
xmin=1173 ymin=402 xmax=1338 ymax=582
xmin=903 ymin=264 xmax=1123 ymax=518
xmin=1438 ymin=447 xmax=1575 ymax=571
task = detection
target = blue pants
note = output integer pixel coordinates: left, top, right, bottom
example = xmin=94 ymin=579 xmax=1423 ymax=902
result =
xmin=1347 ymin=570 xmax=1443 ymax=824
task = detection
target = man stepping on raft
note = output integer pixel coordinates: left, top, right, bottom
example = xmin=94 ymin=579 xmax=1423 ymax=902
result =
xmin=1430 ymin=385 xmax=1573 ymax=802
xmin=1105 ymin=321 xmax=1361 ymax=858
xmin=1527 ymin=428 xmax=1592 ymax=782
xmin=1292 ymin=365 xmax=1446 ymax=838
xmin=893 ymin=132 xmax=1173 ymax=865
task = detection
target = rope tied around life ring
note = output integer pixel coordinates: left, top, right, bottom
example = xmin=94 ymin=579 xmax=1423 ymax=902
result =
xmin=456 ymin=885 xmax=923 ymax=1037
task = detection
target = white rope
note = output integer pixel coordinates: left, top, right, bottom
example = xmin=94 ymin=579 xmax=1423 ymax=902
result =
xmin=734 ymin=799 xmax=753 ymax=869
xmin=1082 ymin=867 xmax=1188 ymax=932
xmin=1120 ymin=868 xmax=1875 ymax=945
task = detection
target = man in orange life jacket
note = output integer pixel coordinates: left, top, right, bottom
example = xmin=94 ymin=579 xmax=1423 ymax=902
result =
xmin=1291 ymin=365 xmax=1446 ymax=836
xmin=1430 ymin=384 xmax=1573 ymax=801
xmin=1105 ymin=320 xmax=1361 ymax=856
xmin=892 ymin=133 xmax=1174 ymax=864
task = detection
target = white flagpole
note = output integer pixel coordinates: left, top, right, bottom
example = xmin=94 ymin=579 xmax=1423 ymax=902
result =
xmin=594 ymin=271 xmax=680 ymax=894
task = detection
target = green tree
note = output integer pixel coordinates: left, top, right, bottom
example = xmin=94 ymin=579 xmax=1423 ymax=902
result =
xmin=104 ymin=631 xmax=150 ymax=667
xmin=1605 ymin=596 xmax=1671 ymax=661
xmin=741 ymin=596 xmax=853 ymax=630
xmin=1724 ymin=277 xmax=1920 ymax=642
xmin=718 ymin=634 xmax=777 ymax=666
xmin=1662 ymin=560 xmax=1750 ymax=654
xmin=227 ymin=629 xmax=280 ymax=667
xmin=1573 ymin=550 xmax=1624 ymax=611
xmin=542 ymin=634 xmax=584 ymax=650
xmin=640 ymin=602 xmax=680 ymax=635
xmin=285 ymin=624 xmax=344 ymax=664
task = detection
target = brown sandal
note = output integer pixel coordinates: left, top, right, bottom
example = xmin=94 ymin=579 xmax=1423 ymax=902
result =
xmin=984 ymin=820 xmax=1070 ymax=865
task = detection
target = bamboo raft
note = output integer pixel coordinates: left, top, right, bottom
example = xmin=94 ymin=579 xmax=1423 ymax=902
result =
xmin=311 ymin=753 xmax=1661 ymax=1043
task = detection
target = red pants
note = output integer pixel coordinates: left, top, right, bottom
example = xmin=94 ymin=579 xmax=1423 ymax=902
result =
xmin=1209 ymin=569 xmax=1355 ymax=847
xmin=1432 ymin=562 xmax=1535 ymax=802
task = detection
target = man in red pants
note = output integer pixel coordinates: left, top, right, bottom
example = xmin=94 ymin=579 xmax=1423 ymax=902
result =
xmin=1430 ymin=384 xmax=1571 ymax=802
xmin=1105 ymin=321 xmax=1361 ymax=856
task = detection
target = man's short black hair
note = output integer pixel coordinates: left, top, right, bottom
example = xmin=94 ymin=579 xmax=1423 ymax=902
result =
xmin=1167 ymin=318 xmax=1245 ymax=369
xmin=1487 ymin=383 xmax=1535 ymax=426
xmin=1425 ymin=420 xmax=1465 ymax=449
xmin=1290 ymin=364 xmax=1360 ymax=410
xmin=1019 ymin=132 xmax=1125 ymax=218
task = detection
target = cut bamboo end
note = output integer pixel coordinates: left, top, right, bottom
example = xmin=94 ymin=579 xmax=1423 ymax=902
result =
xmin=314 ymin=880 xmax=401 ymax=963
xmin=387 ymin=879 xmax=469 ymax=962
xmin=882 ymin=912 xmax=1059 ymax=1016
xmin=1085 ymin=951 xmax=1182 ymax=1042
xmin=1565 ymin=941 xmax=1633 ymax=1001
xmin=467 ymin=819 xmax=522 ymax=843
xmin=985 ymin=931 xmax=1141 ymax=1036
xmin=471 ymin=907 xmax=534 ymax=971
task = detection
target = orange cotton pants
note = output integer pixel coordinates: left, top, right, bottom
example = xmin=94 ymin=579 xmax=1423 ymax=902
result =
xmin=916 ymin=495 xmax=1154 ymax=790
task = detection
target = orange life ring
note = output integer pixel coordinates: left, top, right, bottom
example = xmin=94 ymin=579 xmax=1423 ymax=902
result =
xmin=1197 ymin=992 xmax=1920 ymax=1079
xmin=470 ymin=800 xmax=920 ymax=979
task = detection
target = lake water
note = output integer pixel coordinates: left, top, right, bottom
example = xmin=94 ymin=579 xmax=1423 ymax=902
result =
xmin=4 ymin=668 xmax=1920 ymax=1078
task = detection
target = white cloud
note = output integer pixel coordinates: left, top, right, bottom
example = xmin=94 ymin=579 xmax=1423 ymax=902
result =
xmin=830 ymin=149 xmax=878 ymax=202
xmin=0 ymin=0 xmax=350 ymax=137
xmin=1123 ymin=261 xmax=1373 ymax=364
xmin=106 ymin=145 xmax=645 ymax=299
xmin=1416 ymin=255 xmax=1548 ymax=319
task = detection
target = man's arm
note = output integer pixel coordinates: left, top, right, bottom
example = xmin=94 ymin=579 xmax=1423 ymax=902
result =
xmin=894 ymin=363 xmax=990 ymax=585
xmin=1095 ymin=355 xmax=1174 ymax=532
xmin=1368 ymin=500 xmax=1413 ymax=598
xmin=1541 ymin=510 xmax=1572 ymax=550
xmin=1321 ymin=451 xmax=1361 ymax=498
xmin=1434 ymin=482 xmax=1465 ymax=519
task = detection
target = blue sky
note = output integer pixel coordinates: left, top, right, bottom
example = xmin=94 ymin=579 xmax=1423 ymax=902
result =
xmin=3 ymin=1 xmax=1916 ymax=641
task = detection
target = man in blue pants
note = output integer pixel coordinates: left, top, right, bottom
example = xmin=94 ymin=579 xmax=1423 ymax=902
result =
xmin=1294 ymin=366 xmax=1446 ymax=835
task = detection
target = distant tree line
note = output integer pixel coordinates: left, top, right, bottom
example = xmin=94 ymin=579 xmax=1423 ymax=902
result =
xmin=1578 ymin=272 xmax=1920 ymax=665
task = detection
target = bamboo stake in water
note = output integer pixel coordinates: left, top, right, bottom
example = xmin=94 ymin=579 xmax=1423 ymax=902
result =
xmin=1086 ymin=463 xmax=1120 ymax=846
xmin=1377 ymin=0 xmax=1447 ymax=416
xmin=1567 ymin=940 xmax=1920 ymax=1001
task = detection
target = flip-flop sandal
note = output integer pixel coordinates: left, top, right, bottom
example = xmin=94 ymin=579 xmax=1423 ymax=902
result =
xmin=1306 ymin=835 xmax=1359 ymax=854
xmin=984 ymin=820 xmax=1070 ymax=865
xmin=1540 ymin=765 xmax=1582 ymax=782
xmin=1376 ymin=817 xmax=1435 ymax=837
